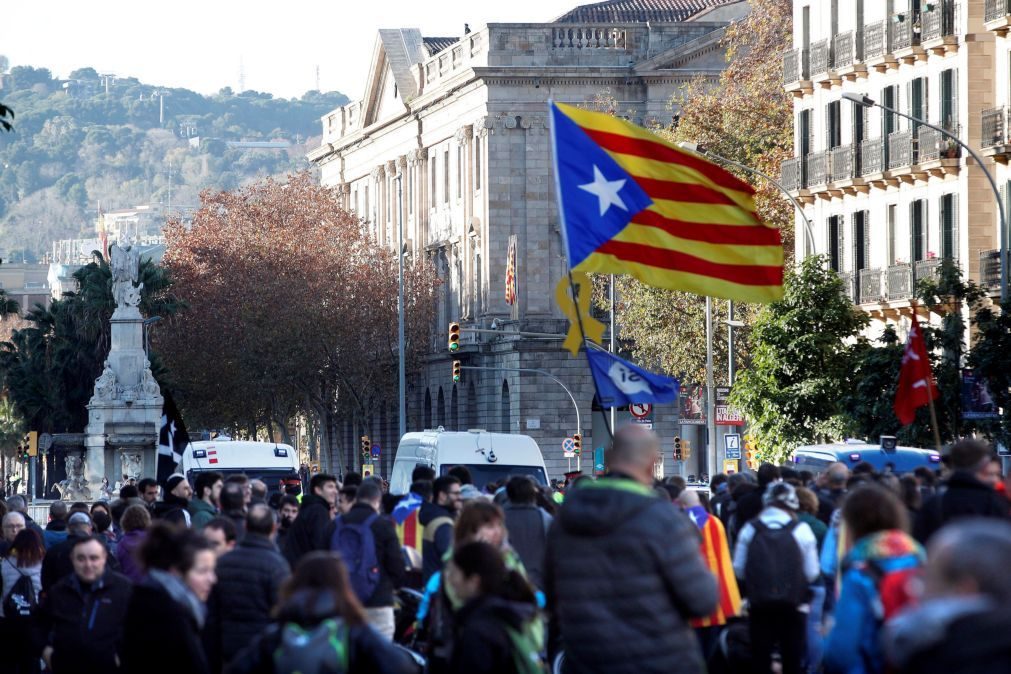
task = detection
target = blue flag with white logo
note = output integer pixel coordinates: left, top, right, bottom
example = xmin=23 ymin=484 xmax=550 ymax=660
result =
xmin=585 ymin=348 xmax=680 ymax=408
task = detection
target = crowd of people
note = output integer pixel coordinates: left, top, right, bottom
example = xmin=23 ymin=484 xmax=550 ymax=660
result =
xmin=1 ymin=427 xmax=1010 ymax=673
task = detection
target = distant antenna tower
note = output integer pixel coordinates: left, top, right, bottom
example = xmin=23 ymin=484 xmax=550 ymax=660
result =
xmin=315 ymin=65 xmax=320 ymax=92
xmin=239 ymin=56 xmax=246 ymax=92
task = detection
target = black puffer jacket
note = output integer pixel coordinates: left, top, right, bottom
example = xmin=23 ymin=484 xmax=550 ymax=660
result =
xmin=450 ymin=595 xmax=539 ymax=674
xmin=38 ymin=570 xmax=133 ymax=674
xmin=224 ymin=589 xmax=418 ymax=674
xmin=206 ymin=533 xmax=290 ymax=669
xmin=283 ymin=493 xmax=332 ymax=566
xmin=913 ymin=472 xmax=1010 ymax=544
xmin=545 ymin=475 xmax=717 ymax=674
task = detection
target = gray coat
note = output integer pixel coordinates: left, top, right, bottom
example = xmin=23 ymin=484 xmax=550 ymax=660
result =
xmin=545 ymin=476 xmax=718 ymax=674
xmin=503 ymin=503 xmax=552 ymax=589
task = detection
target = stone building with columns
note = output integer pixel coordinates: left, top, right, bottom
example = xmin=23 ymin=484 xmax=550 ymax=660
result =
xmin=310 ymin=0 xmax=748 ymax=479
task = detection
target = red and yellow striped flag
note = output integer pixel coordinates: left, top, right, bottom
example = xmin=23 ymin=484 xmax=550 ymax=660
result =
xmin=550 ymin=102 xmax=783 ymax=303
xmin=686 ymin=506 xmax=741 ymax=628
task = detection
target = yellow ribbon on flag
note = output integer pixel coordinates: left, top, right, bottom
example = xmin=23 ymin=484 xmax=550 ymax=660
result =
xmin=555 ymin=272 xmax=605 ymax=355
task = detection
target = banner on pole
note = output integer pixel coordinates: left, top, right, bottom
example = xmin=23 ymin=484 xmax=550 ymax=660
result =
xmin=679 ymin=384 xmax=706 ymax=425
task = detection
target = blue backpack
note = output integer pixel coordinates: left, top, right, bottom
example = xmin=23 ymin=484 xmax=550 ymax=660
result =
xmin=330 ymin=513 xmax=381 ymax=602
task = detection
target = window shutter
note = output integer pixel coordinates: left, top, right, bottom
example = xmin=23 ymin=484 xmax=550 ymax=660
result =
xmin=863 ymin=210 xmax=872 ymax=271
xmin=951 ymin=194 xmax=959 ymax=261
xmin=837 ymin=213 xmax=847 ymax=271
xmin=923 ymin=199 xmax=930 ymax=257
xmin=851 ymin=212 xmax=859 ymax=271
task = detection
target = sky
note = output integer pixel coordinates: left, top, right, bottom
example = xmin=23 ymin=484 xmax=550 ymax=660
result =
xmin=1 ymin=0 xmax=581 ymax=100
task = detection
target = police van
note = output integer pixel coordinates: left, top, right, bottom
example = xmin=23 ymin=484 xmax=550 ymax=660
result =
xmin=182 ymin=440 xmax=302 ymax=496
xmin=791 ymin=436 xmax=941 ymax=475
xmin=390 ymin=429 xmax=549 ymax=495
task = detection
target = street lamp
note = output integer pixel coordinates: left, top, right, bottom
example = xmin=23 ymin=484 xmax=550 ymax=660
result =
xmin=841 ymin=92 xmax=1008 ymax=302
xmin=677 ymin=141 xmax=816 ymax=257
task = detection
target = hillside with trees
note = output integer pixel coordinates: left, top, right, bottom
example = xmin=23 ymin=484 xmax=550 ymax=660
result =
xmin=0 ymin=61 xmax=348 ymax=259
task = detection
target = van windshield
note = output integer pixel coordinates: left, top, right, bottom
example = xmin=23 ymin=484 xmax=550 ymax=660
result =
xmin=186 ymin=468 xmax=300 ymax=495
xmin=441 ymin=464 xmax=548 ymax=491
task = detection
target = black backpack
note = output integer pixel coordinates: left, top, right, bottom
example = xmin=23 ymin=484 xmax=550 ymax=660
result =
xmin=272 ymin=618 xmax=349 ymax=674
xmin=743 ymin=519 xmax=808 ymax=607
xmin=2 ymin=558 xmax=38 ymax=620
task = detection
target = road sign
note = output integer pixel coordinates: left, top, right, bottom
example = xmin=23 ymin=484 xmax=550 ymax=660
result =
xmin=723 ymin=459 xmax=739 ymax=474
xmin=310 ymin=462 xmax=320 ymax=473
xmin=362 ymin=464 xmax=374 ymax=476
xmin=629 ymin=403 xmax=652 ymax=419
xmin=371 ymin=443 xmax=381 ymax=458
xmin=562 ymin=437 xmax=575 ymax=452
xmin=724 ymin=433 xmax=742 ymax=460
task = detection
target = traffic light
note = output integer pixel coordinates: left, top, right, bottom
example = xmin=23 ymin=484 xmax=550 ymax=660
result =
xmin=452 ymin=360 xmax=462 ymax=383
xmin=674 ymin=436 xmax=682 ymax=461
xmin=360 ymin=435 xmax=371 ymax=458
xmin=572 ymin=433 xmax=582 ymax=455
xmin=683 ymin=440 xmax=692 ymax=461
xmin=27 ymin=431 xmax=38 ymax=457
xmin=448 ymin=322 xmax=460 ymax=352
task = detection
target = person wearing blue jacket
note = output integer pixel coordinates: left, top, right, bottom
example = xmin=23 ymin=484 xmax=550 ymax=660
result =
xmin=823 ymin=484 xmax=924 ymax=674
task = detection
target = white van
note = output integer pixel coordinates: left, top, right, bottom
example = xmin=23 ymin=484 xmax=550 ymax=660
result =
xmin=390 ymin=429 xmax=549 ymax=495
xmin=182 ymin=440 xmax=301 ymax=496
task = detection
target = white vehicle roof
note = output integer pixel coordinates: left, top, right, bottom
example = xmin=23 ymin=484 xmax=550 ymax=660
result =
xmin=395 ymin=429 xmax=545 ymax=468
xmin=182 ymin=440 xmax=297 ymax=473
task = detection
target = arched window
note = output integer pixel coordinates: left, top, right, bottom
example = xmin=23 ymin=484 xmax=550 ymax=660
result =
xmin=451 ymin=385 xmax=459 ymax=430
xmin=468 ymin=380 xmax=478 ymax=430
xmin=500 ymin=380 xmax=511 ymax=433
xmin=424 ymin=389 xmax=432 ymax=429
xmin=437 ymin=387 xmax=446 ymax=428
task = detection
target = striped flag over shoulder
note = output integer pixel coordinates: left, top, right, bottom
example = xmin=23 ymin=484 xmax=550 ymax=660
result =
xmin=549 ymin=102 xmax=783 ymax=303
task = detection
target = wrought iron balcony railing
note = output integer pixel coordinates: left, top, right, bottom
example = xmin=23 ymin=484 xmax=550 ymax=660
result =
xmin=980 ymin=249 xmax=1002 ymax=289
xmin=781 ymin=156 xmax=802 ymax=192
xmin=915 ymin=258 xmax=942 ymax=283
xmin=860 ymin=138 xmax=885 ymax=175
xmin=810 ymin=39 xmax=832 ymax=77
xmin=833 ymin=31 xmax=854 ymax=68
xmin=887 ymin=264 xmax=913 ymax=300
xmin=982 ymin=107 xmax=1007 ymax=148
xmin=918 ymin=124 xmax=961 ymax=162
xmin=890 ymin=13 xmax=917 ymax=51
xmin=923 ymin=0 xmax=957 ymax=41
xmin=859 ymin=269 xmax=884 ymax=303
xmin=888 ymin=130 xmax=915 ymax=169
xmin=806 ymin=151 xmax=828 ymax=186
xmin=783 ymin=48 xmax=809 ymax=83
xmin=830 ymin=145 xmax=854 ymax=182
xmin=985 ymin=0 xmax=1011 ymax=24
xmin=864 ymin=20 xmax=888 ymax=59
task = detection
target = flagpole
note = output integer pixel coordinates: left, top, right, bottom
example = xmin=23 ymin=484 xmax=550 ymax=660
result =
xmin=609 ymin=274 xmax=616 ymax=433
xmin=914 ymin=308 xmax=944 ymax=453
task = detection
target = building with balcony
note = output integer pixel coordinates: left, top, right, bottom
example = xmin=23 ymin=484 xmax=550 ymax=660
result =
xmin=782 ymin=1 xmax=1000 ymax=330
xmin=310 ymin=0 xmax=748 ymax=477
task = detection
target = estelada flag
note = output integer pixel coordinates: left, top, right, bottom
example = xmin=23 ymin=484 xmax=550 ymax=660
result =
xmin=549 ymin=102 xmax=783 ymax=303
xmin=685 ymin=505 xmax=740 ymax=628
xmin=894 ymin=318 xmax=938 ymax=425
xmin=393 ymin=492 xmax=424 ymax=552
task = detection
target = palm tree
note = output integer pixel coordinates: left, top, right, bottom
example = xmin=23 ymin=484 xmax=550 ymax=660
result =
xmin=0 ymin=289 xmax=18 ymax=317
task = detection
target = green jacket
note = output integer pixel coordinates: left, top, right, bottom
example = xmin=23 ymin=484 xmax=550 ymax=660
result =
xmin=188 ymin=498 xmax=217 ymax=531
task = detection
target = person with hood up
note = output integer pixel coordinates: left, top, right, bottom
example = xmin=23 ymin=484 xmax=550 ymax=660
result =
xmin=446 ymin=541 xmax=542 ymax=674
xmin=224 ymin=551 xmax=416 ymax=674
xmin=544 ymin=425 xmax=717 ymax=674
xmin=822 ymin=484 xmax=925 ymax=674
xmin=885 ymin=518 xmax=1011 ymax=674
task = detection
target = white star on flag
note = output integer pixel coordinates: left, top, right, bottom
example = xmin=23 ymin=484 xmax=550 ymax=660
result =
xmin=578 ymin=165 xmax=629 ymax=216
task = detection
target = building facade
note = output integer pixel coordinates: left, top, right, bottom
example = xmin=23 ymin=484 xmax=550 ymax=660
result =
xmin=782 ymin=0 xmax=1001 ymax=337
xmin=310 ymin=0 xmax=748 ymax=478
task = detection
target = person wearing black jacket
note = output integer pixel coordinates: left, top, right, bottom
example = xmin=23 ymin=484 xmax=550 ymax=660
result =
xmin=122 ymin=524 xmax=216 ymax=674
xmin=41 ymin=513 xmax=119 ymax=592
xmin=37 ymin=536 xmax=132 ymax=674
xmin=152 ymin=474 xmax=193 ymax=526
xmin=283 ymin=473 xmax=338 ymax=566
xmin=914 ymin=439 xmax=1009 ymax=544
xmin=338 ymin=480 xmax=406 ymax=640
xmin=731 ymin=463 xmax=780 ymax=537
xmin=419 ymin=476 xmax=461 ymax=582
xmin=545 ymin=425 xmax=717 ymax=674
xmin=205 ymin=503 xmax=291 ymax=670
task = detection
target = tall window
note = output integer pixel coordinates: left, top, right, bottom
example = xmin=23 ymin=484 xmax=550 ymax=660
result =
xmin=829 ymin=215 xmax=845 ymax=271
xmin=887 ymin=204 xmax=898 ymax=265
xmin=910 ymin=199 xmax=927 ymax=262
xmin=443 ymin=150 xmax=450 ymax=203
xmin=908 ymin=77 xmax=927 ymax=133
xmin=826 ymin=100 xmax=842 ymax=149
xmin=853 ymin=211 xmax=869 ymax=271
xmin=431 ymin=154 xmax=438 ymax=207
xmin=882 ymin=85 xmax=898 ymax=137
xmin=475 ymin=139 xmax=482 ymax=191
xmin=940 ymin=193 xmax=958 ymax=259
xmin=940 ymin=69 xmax=957 ymax=129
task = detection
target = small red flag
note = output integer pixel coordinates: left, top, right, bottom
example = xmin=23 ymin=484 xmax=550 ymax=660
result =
xmin=894 ymin=319 xmax=938 ymax=425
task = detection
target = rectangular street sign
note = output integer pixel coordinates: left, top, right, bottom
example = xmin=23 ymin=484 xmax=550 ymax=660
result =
xmin=724 ymin=433 xmax=741 ymax=459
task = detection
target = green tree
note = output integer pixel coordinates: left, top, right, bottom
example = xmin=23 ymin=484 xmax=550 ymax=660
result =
xmin=0 ymin=255 xmax=179 ymax=432
xmin=730 ymin=256 xmax=869 ymax=462
xmin=968 ymin=298 xmax=1011 ymax=449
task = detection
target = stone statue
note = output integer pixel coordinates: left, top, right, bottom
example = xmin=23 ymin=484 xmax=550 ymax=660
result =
xmin=138 ymin=369 xmax=162 ymax=399
xmin=120 ymin=451 xmax=143 ymax=483
xmin=110 ymin=243 xmax=142 ymax=309
xmin=53 ymin=454 xmax=91 ymax=501
xmin=92 ymin=366 xmax=120 ymax=403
